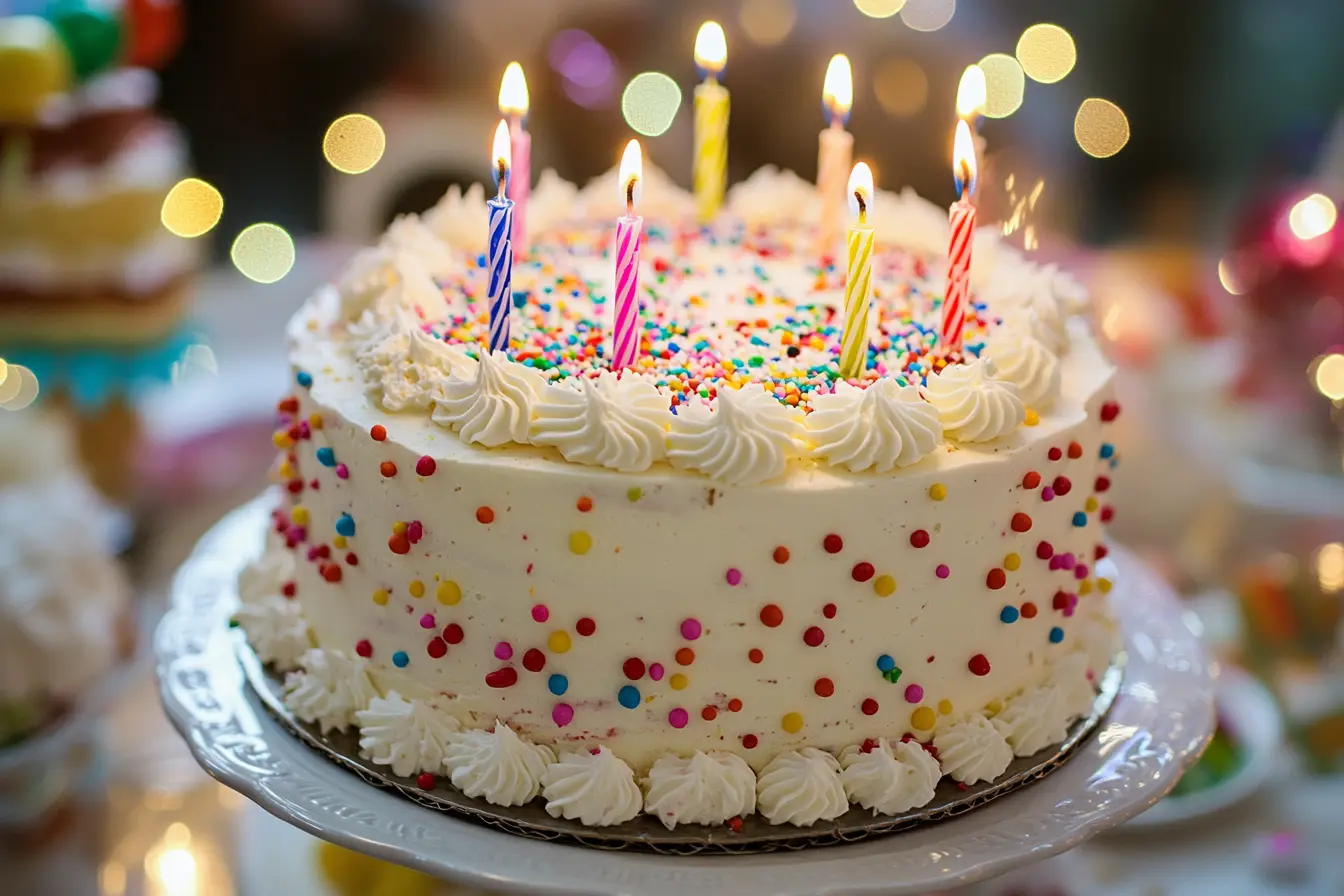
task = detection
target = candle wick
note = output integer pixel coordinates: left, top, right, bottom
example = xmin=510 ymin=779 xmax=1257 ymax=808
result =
xmin=959 ymin=159 xmax=973 ymax=198
xmin=626 ymin=178 xmax=636 ymax=216
xmin=497 ymin=160 xmax=508 ymax=201
xmin=855 ymin=189 xmax=867 ymax=223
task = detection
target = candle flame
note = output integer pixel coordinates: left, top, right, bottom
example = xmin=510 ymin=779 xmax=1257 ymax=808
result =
xmin=619 ymin=138 xmax=644 ymax=213
xmin=694 ymin=21 xmax=727 ymax=74
xmin=491 ymin=119 xmax=511 ymax=191
xmin=847 ymin=162 xmax=874 ymax=221
xmin=955 ymin=64 xmax=987 ymax=119
xmin=498 ymin=62 xmax=530 ymax=116
xmin=953 ymin=119 xmax=977 ymax=198
xmin=822 ymin=54 xmax=853 ymax=122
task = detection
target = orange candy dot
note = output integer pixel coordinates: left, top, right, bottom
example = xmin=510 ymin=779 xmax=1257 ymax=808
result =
xmin=772 ymin=546 xmax=790 ymax=564
xmin=748 ymin=648 xmax=764 ymax=663
xmin=701 ymin=706 xmax=717 ymax=721
xmin=379 ymin=461 xmax=397 ymax=477
xmin=760 ymin=604 xmax=784 ymax=627
xmin=675 ymin=647 xmax=696 ymax=666
xmin=986 ymin=568 xmax=1007 ymax=590
xmin=728 ymin=698 xmax=743 ymax=712
xmin=1021 ymin=602 xmax=1038 ymax=619
xmin=576 ymin=496 xmax=593 ymax=513
xmin=370 ymin=424 xmax=387 ymax=441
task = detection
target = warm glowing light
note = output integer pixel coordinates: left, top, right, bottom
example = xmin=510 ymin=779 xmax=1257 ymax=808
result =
xmin=955 ymin=64 xmax=986 ymax=119
xmin=155 ymin=848 xmax=197 ymax=896
xmin=1318 ymin=543 xmax=1344 ymax=593
xmin=1016 ymin=24 xmax=1076 ymax=84
xmin=619 ymin=139 xmax=644 ymax=210
xmin=1315 ymin=353 xmax=1344 ymax=400
xmin=498 ymin=62 xmax=530 ymax=116
xmin=740 ymin=0 xmax=796 ymax=45
xmin=854 ymin=0 xmax=906 ymax=19
xmin=847 ymin=162 xmax=874 ymax=219
xmin=231 ymin=223 xmax=295 ymax=285
xmin=873 ymin=57 xmax=927 ymax=118
xmin=900 ymin=0 xmax=955 ymax=32
xmin=1075 ymin=98 xmax=1130 ymax=157
xmin=322 ymin=114 xmax=386 ymax=175
xmin=99 ymin=861 xmax=127 ymax=896
xmin=0 ymin=364 xmax=39 ymax=411
xmin=622 ymin=72 xmax=682 ymax=137
xmin=0 ymin=363 xmax=21 ymax=405
xmin=978 ymin=53 xmax=1025 ymax=118
xmin=491 ymin=119 xmax=512 ymax=181
xmin=1288 ymin=193 xmax=1337 ymax=241
xmin=823 ymin=54 xmax=854 ymax=121
xmin=160 ymin=178 xmax=223 ymax=238
xmin=1217 ymin=256 xmax=1245 ymax=295
xmin=694 ymin=22 xmax=727 ymax=74
xmin=953 ymin=119 xmax=977 ymax=196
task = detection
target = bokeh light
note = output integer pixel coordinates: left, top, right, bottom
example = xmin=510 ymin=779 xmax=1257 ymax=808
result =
xmin=160 ymin=178 xmax=223 ymax=238
xmin=854 ymin=0 xmax=906 ymax=19
xmin=1288 ymin=193 xmax=1337 ymax=241
xmin=323 ymin=114 xmax=386 ymax=175
xmin=231 ymin=223 xmax=296 ymax=284
xmin=1217 ymin=256 xmax=1246 ymax=295
xmin=1016 ymin=24 xmax=1076 ymax=84
xmin=1074 ymin=98 xmax=1130 ymax=157
xmin=1318 ymin=543 xmax=1344 ymax=593
xmin=900 ymin=0 xmax=955 ymax=32
xmin=622 ymin=72 xmax=682 ymax=137
xmin=873 ymin=58 xmax=928 ymax=118
xmin=0 ymin=364 xmax=39 ymax=411
xmin=0 ymin=363 xmax=20 ymax=405
xmin=549 ymin=30 xmax=616 ymax=108
xmin=740 ymin=0 xmax=796 ymax=45
xmin=978 ymin=53 xmax=1025 ymax=119
xmin=1314 ymin=353 xmax=1344 ymax=400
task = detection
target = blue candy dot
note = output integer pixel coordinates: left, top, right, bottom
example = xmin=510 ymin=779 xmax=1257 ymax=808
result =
xmin=1000 ymin=606 xmax=1020 ymax=624
xmin=1072 ymin=511 xmax=1088 ymax=527
xmin=335 ymin=513 xmax=355 ymax=537
xmin=316 ymin=447 xmax=336 ymax=467
xmin=618 ymin=685 xmax=641 ymax=709
xmin=1049 ymin=626 xmax=1065 ymax=644
xmin=876 ymin=654 xmax=896 ymax=673
xmin=1099 ymin=442 xmax=1115 ymax=459
xmin=296 ymin=371 xmax=312 ymax=388
xmin=392 ymin=650 xmax=409 ymax=668
xmin=548 ymin=674 xmax=569 ymax=696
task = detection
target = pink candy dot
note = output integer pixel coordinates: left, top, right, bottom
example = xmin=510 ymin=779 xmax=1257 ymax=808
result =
xmin=649 ymin=663 xmax=665 ymax=681
xmin=494 ymin=641 xmax=513 ymax=660
xmin=668 ymin=708 xmax=689 ymax=729
xmin=531 ymin=604 xmax=550 ymax=623
xmin=1041 ymin=487 xmax=1055 ymax=502
xmin=936 ymin=564 xmax=950 ymax=579
xmin=335 ymin=463 xmax=349 ymax=479
xmin=904 ymin=684 xmax=924 ymax=704
xmin=725 ymin=568 xmax=742 ymax=586
xmin=419 ymin=614 xmax=436 ymax=629
xmin=1075 ymin=564 xmax=1089 ymax=580
xmin=552 ymin=703 xmax=574 ymax=727
xmin=680 ymin=618 xmax=702 ymax=640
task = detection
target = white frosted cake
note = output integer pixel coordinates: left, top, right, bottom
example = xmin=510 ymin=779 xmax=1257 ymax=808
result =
xmin=239 ymin=165 xmax=1123 ymax=831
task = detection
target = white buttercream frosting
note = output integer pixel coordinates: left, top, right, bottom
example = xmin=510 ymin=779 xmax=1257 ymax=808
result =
xmin=727 ymin=166 xmax=819 ymax=226
xmin=1048 ymin=651 xmax=1098 ymax=722
xmin=235 ymin=595 xmax=310 ymax=672
xmin=839 ymin=738 xmax=942 ymax=816
xmin=981 ymin=308 xmax=1062 ymax=410
xmin=527 ymin=169 xmax=582 ymax=235
xmin=354 ymin=312 xmax=474 ymax=413
xmin=355 ymin=691 xmax=461 ymax=778
xmin=442 ymin=722 xmax=555 ymax=808
xmin=923 ymin=358 xmax=1025 ymax=443
xmin=423 ymin=182 xmax=488 ymax=253
xmin=981 ymin=261 xmax=1071 ymax=355
xmin=934 ymin=715 xmax=1014 ymax=785
xmin=541 ymin=746 xmax=644 ymax=827
xmin=756 ymin=748 xmax=849 ymax=826
xmin=992 ymin=685 xmax=1070 ymax=757
xmin=238 ymin=538 xmax=295 ymax=604
xmin=666 ymin=385 xmax=804 ymax=485
xmin=577 ymin=160 xmax=693 ymax=222
xmin=283 ymin=649 xmax=378 ymax=735
xmin=431 ymin=350 xmax=547 ymax=448
xmin=806 ymin=380 xmax=942 ymax=472
xmin=642 ymin=751 xmax=757 ymax=830
xmin=872 ymin=187 xmax=950 ymax=258
xmin=530 ymin=371 xmax=670 ymax=472
xmin=1078 ymin=600 xmax=1121 ymax=687
xmin=382 ymin=214 xmax=458 ymax=279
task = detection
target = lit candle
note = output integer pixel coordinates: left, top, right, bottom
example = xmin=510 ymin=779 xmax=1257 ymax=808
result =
xmin=693 ymin=21 xmax=729 ymax=223
xmin=955 ymin=64 xmax=987 ymax=175
xmin=498 ymin=62 xmax=531 ymax=252
xmin=840 ymin=162 xmax=875 ymax=379
xmin=817 ymin=54 xmax=854 ymax=252
xmin=486 ymin=120 xmax=515 ymax=354
xmin=611 ymin=139 xmax=645 ymax=370
xmin=942 ymin=120 xmax=977 ymax=354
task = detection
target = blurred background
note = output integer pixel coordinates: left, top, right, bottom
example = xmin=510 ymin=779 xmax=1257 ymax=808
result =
xmin=2 ymin=0 xmax=1344 ymax=893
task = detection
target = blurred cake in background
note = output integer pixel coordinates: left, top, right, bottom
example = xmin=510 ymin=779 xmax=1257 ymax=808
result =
xmin=0 ymin=0 xmax=194 ymax=503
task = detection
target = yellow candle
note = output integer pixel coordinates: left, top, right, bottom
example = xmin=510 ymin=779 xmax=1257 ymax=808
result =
xmin=840 ymin=163 xmax=875 ymax=379
xmin=693 ymin=21 xmax=728 ymax=223
xmin=817 ymin=54 xmax=854 ymax=252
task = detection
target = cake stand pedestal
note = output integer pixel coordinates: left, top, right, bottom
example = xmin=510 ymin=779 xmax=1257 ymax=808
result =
xmin=156 ymin=498 xmax=1216 ymax=896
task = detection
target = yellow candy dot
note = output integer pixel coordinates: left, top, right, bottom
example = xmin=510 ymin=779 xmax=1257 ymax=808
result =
xmin=873 ymin=574 xmax=897 ymax=597
xmin=1085 ymin=496 xmax=1099 ymax=512
xmin=938 ymin=699 xmax=954 ymax=716
xmin=333 ymin=535 xmax=347 ymax=549
xmin=291 ymin=506 xmax=310 ymax=525
xmin=408 ymin=580 xmax=425 ymax=598
xmin=569 ymin=531 xmax=593 ymax=555
xmin=372 ymin=589 xmax=389 ymax=606
xmin=278 ymin=460 xmax=295 ymax=478
xmin=272 ymin=431 xmax=294 ymax=449
xmin=1098 ymin=578 xmax=1113 ymax=594
xmin=627 ymin=487 xmax=643 ymax=502
xmin=1004 ymin=552 xmax=1021 ymax=571
xmin=308 ymin=412 xmax=323 ymax=429
xmin=929 ymin=483 xmax=947 ymax=501
xmin=781 ymin=712 xmax=804 ymax=734
xmin=1024 ymin=409 xmax=1041 ymax=426
xmin=984 ymin=699 xmax=1004 ymax=718
xmin=393 ymin=521 xmax=408 ymax=535
xmin=1079 ymin=578 xmax=1093 ymax=596
xmin=911 ymin=707 xmax=936 ymax=731
xmin=548 ymin=631 xmax=572 ymax=654
xmin=437 ymin=580 xmax=462 ymax=605
xmin=670 ymin=673 xmax=689 ymax=690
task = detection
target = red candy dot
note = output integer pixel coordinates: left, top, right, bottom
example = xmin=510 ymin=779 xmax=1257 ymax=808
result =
xmin=388 ymin=533 xmax=409 ymax=555
xmin=968 ymin=654 xmax=991 ymax=676
xmin=773 ymin=546 xmax=790 ymax=564
xmin=702 ymin=706 xmax=718 ymax=721
xmin=476 ymin=506 xmax=495 ymax=524
xmin=380 ymin=461 xmax=397 ymax=477
xmin=814 ymin=677 xmax=835 ymax=697
xmin=823 ymin=533 xmax=844 ymax=554
xmin=370 ymin=424 xmax=387 ymax=441
xmin=576 ymin=617 xmax=596 ymax=636
xmin=742 ymin=734 xmax=759 ymax=749
xmin=282 ymin=581 xmax=297 ymax=597
xmin=623 ymin=658 xmax=646 ymax=680
xmin=427 ymin=637 xmax=447 ymax=659
xmin=523 ymin=648 xmax=546 ymax=672
xmin=803 ymin=626 xmax=825 ymax=647
xmin=1053 ymin=476 xmax=1072 ymax=496
xmin=442 ymin=623 xmax=464 ymax=644
xmin=415 ymin=456 xmax=436 ymax=476
xmin=1095 ymin=544 xmax=1110 ymax=560
xmin=910 ymin=529 xmax=930 ymax=548
xmin=1048 ymin=446 xmax=1063 ymax=462
xmin=748 ymin=648 xmax=764 ymax=664
xmin=1101 ymin=505 xmax=1115 ymax=523
xmin=485 ymin=667 xmax=518 ymax=689
xmin=576 ymin=496 xmax=593 ymax=513
xmin=416 ymin=773 xmax=435 ymax=790
xmin=1023 ymin=471 xmax=1041 ymax=489
xmin=822 ymin=603 xmax=837 ymax=619
xmin=1100 ymin=401 xmax=1121 ymax=422
xmin=1053 ymin=590 xmax=1070 ymax=610
xmin=321 ymin=564 xmax=342 ymax=583
xmin=355 ymin=639 xmax=372 ymax=658
xmin=861 ymin=698 xmax=879 ymax=715
xmin=1067 ymin=441 xmax=1083 ymax=459
xmin=1011 ymin=512 xmax=1033 ymax=533
xmin=1095 ymin=476 xmax=1111 ymax=493
xmin=851 ymin=562 xmax=875 ymax=582
xmin=345 ymin=553 xmax=358 ymax=566
xmin=1037 ymin=541 xmax=1054 ymax=560
xmin=1021 ymin=602 xmax=1039 ymax=619
xmin=987 ymin=568 xmax=1007 ymax=590
xmin=760 ymin=604 xmax=784 ymax=627
xmin=728 ymin=698 xmax=743 ymax=712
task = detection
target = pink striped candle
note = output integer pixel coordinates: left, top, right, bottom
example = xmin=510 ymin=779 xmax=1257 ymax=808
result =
xmin=499 ymin=63 xmax=531 ymax=252
xmin=942 ymin=120 xmax=978 ymax=353
xmin=611 ymin=139 xmax=644 ymax=370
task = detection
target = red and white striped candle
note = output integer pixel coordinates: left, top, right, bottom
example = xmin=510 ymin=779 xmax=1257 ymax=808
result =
xmin=942 ymin=119 xmax=978 ymax=352
xmin=611 ymin=139 xmax=644 ymax=370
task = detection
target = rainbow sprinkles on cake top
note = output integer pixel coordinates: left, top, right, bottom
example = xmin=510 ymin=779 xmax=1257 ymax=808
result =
xmin=239 ymin=34 xmax=1124 ymax=833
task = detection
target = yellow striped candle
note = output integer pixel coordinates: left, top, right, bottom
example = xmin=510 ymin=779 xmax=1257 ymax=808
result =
xmin=840 ymin=163 xmax=875 ymax=379
xmin=693 ymin=21 xmax=728 ymax=223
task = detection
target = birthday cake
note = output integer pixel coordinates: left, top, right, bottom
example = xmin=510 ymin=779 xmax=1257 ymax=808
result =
xmin=241 ymin=157 xmax=1122 ymax=831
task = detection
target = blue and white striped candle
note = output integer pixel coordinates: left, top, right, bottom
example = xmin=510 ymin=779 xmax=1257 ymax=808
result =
xmin=486 ymin=120 xmax=515 ymax=354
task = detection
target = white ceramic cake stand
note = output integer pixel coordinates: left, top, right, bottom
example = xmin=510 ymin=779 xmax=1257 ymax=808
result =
xmin=156 ymin=497 xmax=1216 ymax=896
